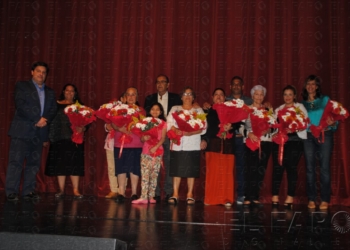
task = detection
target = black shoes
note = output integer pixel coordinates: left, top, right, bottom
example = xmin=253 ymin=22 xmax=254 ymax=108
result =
xmin=115 ymin=194 xmax=125 ymax=202
xmin=153 ymin=195 xmax=161 ymax=203
xmin=7 ymin=193 xmax=19 ymax=201
xmin=152 ymin=194 xmax=171 ymax=203
xmin=164 ymin=194 xmax=171 ymax=203
xmin=23 ymin=192 xmax=40 ymax=200
xmin=131 ymin=194 xmax=138 ymax=201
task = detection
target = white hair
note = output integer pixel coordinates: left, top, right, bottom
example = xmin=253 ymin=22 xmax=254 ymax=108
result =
xmin=250 ymin=85 xmax=267 ymax=97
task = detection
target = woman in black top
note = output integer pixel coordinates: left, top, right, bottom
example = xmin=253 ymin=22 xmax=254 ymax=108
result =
xmin=45 ymin=84 xmax=86 ymax=199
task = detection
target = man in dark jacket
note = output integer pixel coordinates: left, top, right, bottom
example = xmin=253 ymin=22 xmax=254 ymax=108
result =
xmin=6 ymin=61 xmax=57 ymax=201
xmin=144 ymin=74 xmax=182 ymax=202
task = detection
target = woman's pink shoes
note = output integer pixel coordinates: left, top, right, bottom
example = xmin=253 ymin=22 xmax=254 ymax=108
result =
xmin=132 ymin=198 xmax=156 ymax=204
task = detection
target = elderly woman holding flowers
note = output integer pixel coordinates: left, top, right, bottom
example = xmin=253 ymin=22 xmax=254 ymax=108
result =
xmin=111 ymin=87 xmax=145 ymax=203
xmin=167 ymin=86 xmax=207 ymax=205
xmin=242 ymin=85 xmax=274 ymax=206
xmin=271 ymin=85 xmax=309 ymax=209
xmin=45 ymin=84 xmax=87 ymax=199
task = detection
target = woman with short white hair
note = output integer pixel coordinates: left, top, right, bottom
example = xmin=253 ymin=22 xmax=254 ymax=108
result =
xmin=242 ymin=85 xmax=273 ymax=206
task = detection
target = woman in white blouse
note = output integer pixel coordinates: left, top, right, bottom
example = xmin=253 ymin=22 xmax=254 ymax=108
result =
xmin=167 ymin=87 xmax=207 ymax=205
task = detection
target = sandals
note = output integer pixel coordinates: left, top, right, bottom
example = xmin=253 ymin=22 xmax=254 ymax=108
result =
xmin=271 ymin=196 xmax=279 ymax=208
xmin=308 ymin=201 xmax=316 ymax=209
xmin=319 ymin=201 xmax=329 ymax=210
xmin=186 ymin=197 xmax=195 ymax=205
xmin=168 ymin=196 xmax=178 ymax=205
xmin=284 ymin=203 xmax=293 ymax=210
xmin=55 ymin=192 xmax=65 ymax=199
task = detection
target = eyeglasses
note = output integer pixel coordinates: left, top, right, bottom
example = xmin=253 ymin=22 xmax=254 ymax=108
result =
xmin=125 ymin=93 xmax=137 ymax=97
xmin=156 ymin=80 xmax=167 ymax=84
xmin=182 ymin=92 xmax=193 ymax=96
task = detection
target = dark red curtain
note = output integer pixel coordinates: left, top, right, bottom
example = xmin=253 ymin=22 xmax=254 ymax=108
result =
xmin=1 ymin=0 xmax=349 ymax=205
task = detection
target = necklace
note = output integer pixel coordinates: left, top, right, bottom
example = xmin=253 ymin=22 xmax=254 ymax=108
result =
xmin=307 ymin=99 xmax=316 ymax=110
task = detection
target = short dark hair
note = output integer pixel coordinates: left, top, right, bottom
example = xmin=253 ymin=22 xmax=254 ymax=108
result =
xmin=230 ymin=76 xmax=243 ymax=85
xmin=31 ymin=61 xmax=49 ymax=74
xmin=147 ymin=102 xmax=166 ymax=121
xmin=282 ymin=85 xmax=297 ymax=102
xmin=155 ymin=74 xmax=169 ymax=83
xmin=212 ymin=87 xmax=226 ymax=96
xmin=59 ymin=83 xmax=83 ymax=104
xmin=180 ymin=86 xmax=196 ymax=99
xmin=301 ymin=75 xmax=322 ymax=101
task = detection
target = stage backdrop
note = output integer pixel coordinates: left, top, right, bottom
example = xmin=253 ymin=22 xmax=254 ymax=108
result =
xmin=0 ymin=0 xmax=349 ymax=205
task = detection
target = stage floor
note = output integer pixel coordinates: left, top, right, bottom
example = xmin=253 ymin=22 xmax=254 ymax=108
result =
xmin=1 ymin=193 xmax=350 ymax=250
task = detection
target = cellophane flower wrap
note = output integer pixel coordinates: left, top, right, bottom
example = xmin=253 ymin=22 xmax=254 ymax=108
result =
xmin=213 ymin=99 xmax=250 ymax=139
xmin=272 ymin=105 xmax=309 ymax=165
xmin=64 ymin=101 xmax=96 ymax=144
xmin=131 ymin=117 xmax=165 ymax=156
xmin=273 ymin=106 xmax=309 ymax=144
xmin=95 ymin=99 xmax=121 ymax=124
xmin=106 ymin=103 xmax=145 ymax=157
xmin=246 ymin=107 xmax=276 ymax=151
xmin=167 ymin=109 xmax=207 ymax=146
xmin=310 ymin=100 xmax=349 ymax=139
xmin=95 ymin=99 xmax=121 ymax=140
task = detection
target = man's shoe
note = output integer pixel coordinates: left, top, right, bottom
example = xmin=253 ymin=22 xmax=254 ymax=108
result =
xmin=164 ymin=194 xmax=171 ymax=203
xmin=7 ymin=193 xmax=19 ymax=201
xmin=24 ymin=192 xmax=40 ymax=200
xmin=131 ymin=194 xmax=138 ymax=201
xmin=154 ymin=195 xmax=161 ymax=203
xmin=236 ymin=196 xmax=244 ymax=205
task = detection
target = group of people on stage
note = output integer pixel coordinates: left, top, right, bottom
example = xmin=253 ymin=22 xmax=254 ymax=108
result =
xmin=5 ymin=61 xmax=339 ymax=211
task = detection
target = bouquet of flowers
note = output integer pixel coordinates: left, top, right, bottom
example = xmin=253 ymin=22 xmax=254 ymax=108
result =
xmin=106 ymin=103 xmax=145 ymax=157
xmin=64 ymin=101 xmax=96 ymax=144
xmin=95 ymin=99 xmax=122 ymax=144
xmin=246 ymin=107 xmax=276 ymax=151
xmin=167 ymin=109 xmax=207 ymax=148
xmin=167 ymin=129 xmax=182 ymax=146
xmin=95 ymin=99 xmax=121 ymax=124
xmin=213 ymin=99 xmax=250 ymax=139
xmin=131 ymin=117 xmax=165 ymax=156
xmin=272 ymin=105 xmax=309 ymax=165
xmin=310 ymin=100 xmax=349 ymax=141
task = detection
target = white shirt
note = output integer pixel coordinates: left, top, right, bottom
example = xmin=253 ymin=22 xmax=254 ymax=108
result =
xmin=158 ymin=91 xmax=169 ymax=117
xmin=167 ymin=105 xmax=207 ymax=151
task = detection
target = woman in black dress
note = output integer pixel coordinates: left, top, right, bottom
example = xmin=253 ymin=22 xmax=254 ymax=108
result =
xmin=45 ymin=84 xmax=86 ymax=198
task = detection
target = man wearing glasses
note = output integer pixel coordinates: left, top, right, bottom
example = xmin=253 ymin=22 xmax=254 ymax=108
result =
xmin=144 ymin=74 xmax=182 ymax=203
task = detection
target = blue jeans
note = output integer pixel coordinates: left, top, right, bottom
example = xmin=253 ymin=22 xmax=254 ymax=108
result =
xmin=303 ymin=131 xmax=334 ymax=202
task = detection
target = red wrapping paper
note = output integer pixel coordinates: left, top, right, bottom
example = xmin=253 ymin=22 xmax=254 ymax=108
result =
xmin=168 ymin=110 xmax=207 ymax=149
xmin=131 ymin=117 xmax=165 ymax=156
xmin=310 ymin=100 xmax=349 ymax=140
xmin=106 ymin=103 xmax=145 ymax=157
xmin=212 ymin=99 xmax=250 ymax=139
xmin=272 ymin=105 xmax=309 ymax=164
xmin=246 ymin=107 xmax=276 ymax=151
xmin=64 ymin=102 xmax=96 ymax=144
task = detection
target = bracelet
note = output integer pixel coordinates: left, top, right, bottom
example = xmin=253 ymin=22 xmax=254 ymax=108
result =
xmin=104 ymin=124 xmax=109 ymax=132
